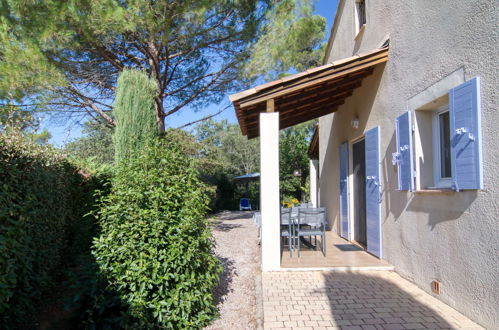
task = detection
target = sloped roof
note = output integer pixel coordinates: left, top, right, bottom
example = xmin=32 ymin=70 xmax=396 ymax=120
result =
xmin=230 ymin=47 xmax=388 ymax=138
xmin=234 ymin=172 xmax=260 ymax=183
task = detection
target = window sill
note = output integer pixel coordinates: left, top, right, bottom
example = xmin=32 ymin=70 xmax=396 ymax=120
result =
xmin=354 ymin=24 xmax=366 ymax=40
xmin=415 ymin=189 xmax=455 ymax=194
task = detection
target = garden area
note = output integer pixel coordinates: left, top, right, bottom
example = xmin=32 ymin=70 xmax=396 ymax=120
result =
xmin=0 ymin=71 xmax=315 ymax=329
xmin=0 ymin=0 xmax=326 ymax=328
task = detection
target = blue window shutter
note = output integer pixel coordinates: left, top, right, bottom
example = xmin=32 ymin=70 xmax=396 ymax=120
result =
xmin=395 ymin=112 xmax=414 ymax=191
xmin=365 ymin=126 xmax=382 ymax=258
xmin=339 ymin=142 xmax=349 ymax=240
xmin=449 ymin=77 xmax=483 ymax=190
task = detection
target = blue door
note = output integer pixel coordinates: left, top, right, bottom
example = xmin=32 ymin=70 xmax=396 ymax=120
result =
xmin=339 ymin=142 xmax=349 ymax=239
xmin=365 ymin=126 xmax=382 ymax=258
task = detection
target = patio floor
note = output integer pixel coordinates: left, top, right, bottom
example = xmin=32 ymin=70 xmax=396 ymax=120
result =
xmin=280 ymin=231 xmax=394 ymax=270
xmin=261 ymin=270 xmax=484 ymax=329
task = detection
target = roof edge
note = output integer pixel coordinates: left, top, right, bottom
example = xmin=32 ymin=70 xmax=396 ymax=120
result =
xmin=229 ymin=47 xmax=387 ymax=104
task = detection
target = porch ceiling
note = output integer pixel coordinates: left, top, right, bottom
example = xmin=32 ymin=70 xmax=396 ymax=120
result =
xmin=229 ymin=47 xmax=388 ymax=139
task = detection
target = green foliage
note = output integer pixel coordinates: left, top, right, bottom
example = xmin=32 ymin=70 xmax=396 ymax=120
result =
xmin=243 ymin=0 xmax=327 ymax=80
xmin=92 ymin=138 xmax=222 ymax=328
xmin=0 ymin=0 xmax=326 ymax=130
xmin=114 ymin=69 xmax=158 ymax=162
xmin=196 ymin=119 xmax=260 ymax=175
xmin=30 ymin=128 xmax=52 ymax=145
xmin=0 ymin=16 xmax=64 ymax=105
xmin=194 ymin=119 xmax=260 ymax=210
xmin=65 ymin=120 xmax=115 ymax=165
xmin=167 ymin=119 xmax=314 ymax=210
xmin=0 ymin=130 xmax=107 ymax=326
xmin=187 ymin=118 xmax=315 ymax=210
xmin=280 ymin=121 xmax=315 ymax=202
xmin=0 ymin=0 xmax=263 ymax=127
xmin=0 ymin=105 xmax=38 ymax=132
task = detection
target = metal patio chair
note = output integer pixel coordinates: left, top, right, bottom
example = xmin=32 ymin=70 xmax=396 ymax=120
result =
xmin=280 ymin=208 xmax=294 ymax=257
xmin=296 ymin=207 xmax=326 ymax=257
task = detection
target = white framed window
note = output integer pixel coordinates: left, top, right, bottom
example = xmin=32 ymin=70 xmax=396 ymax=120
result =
xmin=413 ymin=99 xmax=453 ymax=190
xmin=407 ymin=75 xmax=482 ymax=192
xmin=354 ymin=0 xmax=366 ymax=32
xmin=432 ymin=105 xmax=452 ymax=188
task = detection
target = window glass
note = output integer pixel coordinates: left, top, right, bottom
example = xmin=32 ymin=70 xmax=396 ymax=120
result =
xmin=357 ymin=0 xmax=366 ymax=29
xmin=438 ymin=111 xmax=452 ymax=178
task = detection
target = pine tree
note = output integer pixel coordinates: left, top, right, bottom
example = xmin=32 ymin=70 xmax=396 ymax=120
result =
xmin=0 ymin=0 xmax=326 ymax=130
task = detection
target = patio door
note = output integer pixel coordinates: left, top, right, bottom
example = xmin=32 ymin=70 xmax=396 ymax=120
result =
xmin=365 ymin=126 xmax=382 ymax=258
xmin=339 ymin=142 xmax=349 ymax=239
xmin=352 ymin=139 xmax=367 ymax=247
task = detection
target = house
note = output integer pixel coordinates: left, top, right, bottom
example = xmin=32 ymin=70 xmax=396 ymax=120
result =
xmin=229 ymin=1 xmax=497 ymax=328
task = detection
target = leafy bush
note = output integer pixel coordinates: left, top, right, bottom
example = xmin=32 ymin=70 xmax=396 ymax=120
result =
xmin=92 ymin=138 xmax=222 ymax=328
xmin=0 ymin=131 xmax=107 ymax=326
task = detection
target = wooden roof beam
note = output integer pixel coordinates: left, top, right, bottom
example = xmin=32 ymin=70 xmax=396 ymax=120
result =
xmin=275 ymin=81 xmax=361 ymax=110
xmin=238 ymin=60 xmax=383 ymax=108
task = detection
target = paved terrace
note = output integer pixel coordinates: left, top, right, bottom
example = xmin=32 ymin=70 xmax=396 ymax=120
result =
xmin=262 ymin=271 xmax=483 ymax=330
xmin=205 ymin=211 xmax=484 ymax=330
xmin=281 ymin=232 xmax=394 ymax=270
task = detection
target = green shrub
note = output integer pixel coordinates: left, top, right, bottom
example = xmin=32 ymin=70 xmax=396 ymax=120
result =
xmin=114 ymin=69 xmax=159 ymax=163
xmin=0 ymin=131 xmax=107 ymax=326
xmin=93 ymin=138 xmax=222 ymax=328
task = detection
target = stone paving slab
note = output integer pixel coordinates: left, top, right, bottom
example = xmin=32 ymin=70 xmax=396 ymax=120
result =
xmin=261 ymin=271 xmax=483 ymax=330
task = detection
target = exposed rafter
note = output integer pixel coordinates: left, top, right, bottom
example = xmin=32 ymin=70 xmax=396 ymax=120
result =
xmin=229 ymin=47 xmax=388 ymax=139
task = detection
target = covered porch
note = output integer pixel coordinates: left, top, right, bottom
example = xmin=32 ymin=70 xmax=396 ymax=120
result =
xmin=229 ymin=48 xmax=388 ymax=271
xmin=280 ymin=231 xmax=393 ymax=270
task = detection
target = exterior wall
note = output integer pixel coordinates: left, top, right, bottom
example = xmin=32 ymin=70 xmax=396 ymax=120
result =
xmin=318 ymin=0 xmax=498 ymax=328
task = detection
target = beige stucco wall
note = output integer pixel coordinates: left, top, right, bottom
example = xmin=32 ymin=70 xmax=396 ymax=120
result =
xmin=318 ymin=0 xmax=498 ymax=328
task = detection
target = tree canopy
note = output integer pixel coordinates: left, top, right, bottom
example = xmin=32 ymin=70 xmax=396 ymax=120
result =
xmin=195 ymin=119 xmax=260 ymax=176
xmin=0 ymin=0 xmax=326 ymax=131
xmin=65 ymin=120 xmax=114 ymax=164
xmin=244 ymin=0 xmax=326 ymax=80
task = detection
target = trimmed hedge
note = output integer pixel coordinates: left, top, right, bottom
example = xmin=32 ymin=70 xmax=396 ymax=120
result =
xmin=93 ymin=138 xmax=222 ymax=328
xmin=0 ymin=131 xmax=107 ymax=325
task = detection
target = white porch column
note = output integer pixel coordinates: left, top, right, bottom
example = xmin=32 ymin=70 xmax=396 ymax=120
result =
xmin=309 ymin=159 xmax=318 ymax=207
xmin=260 ymin=106 xmax=280 ymax=271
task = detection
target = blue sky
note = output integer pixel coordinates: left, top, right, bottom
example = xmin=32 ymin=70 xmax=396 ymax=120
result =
xmin=45 ymin=0 xmax=338 ymax=146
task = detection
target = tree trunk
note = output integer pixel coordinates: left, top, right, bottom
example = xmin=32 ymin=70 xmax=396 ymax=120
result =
xmin=155 ymin=96 xmax=165 ymax=133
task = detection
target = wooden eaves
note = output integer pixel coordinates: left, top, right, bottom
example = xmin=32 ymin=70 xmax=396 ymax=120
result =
xmin=308 ymin=124 xmax=319 ymax=159
xmin=229 ymin=47 xmax=388 ymax=139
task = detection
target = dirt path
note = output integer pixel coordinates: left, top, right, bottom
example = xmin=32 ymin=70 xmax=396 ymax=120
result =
xmin=206 ymin=211 xmax=261 ymax=330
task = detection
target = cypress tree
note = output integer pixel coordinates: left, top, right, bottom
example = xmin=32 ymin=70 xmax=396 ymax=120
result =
xmin=113 ymin=69 xmax=158 ymax=162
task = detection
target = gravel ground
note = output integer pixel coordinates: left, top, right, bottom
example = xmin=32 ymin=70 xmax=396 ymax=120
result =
xmin=206 ymin=211 xmax=261 ymax=330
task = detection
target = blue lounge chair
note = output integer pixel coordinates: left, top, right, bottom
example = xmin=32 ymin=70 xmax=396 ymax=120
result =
xmin=239 ymin=198 xmax=252 ymax=211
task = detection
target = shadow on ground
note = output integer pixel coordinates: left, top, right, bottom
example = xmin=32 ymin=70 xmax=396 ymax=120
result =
xmin=211 ymin=221 xmax=244 ymax=232
xmin=212 ymin=256 xmax=238 ymax=306
xmin=318 ymin=272 xmax=455 ymax=329
xmin=214 ymin=210 xmax=254 ymax=221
